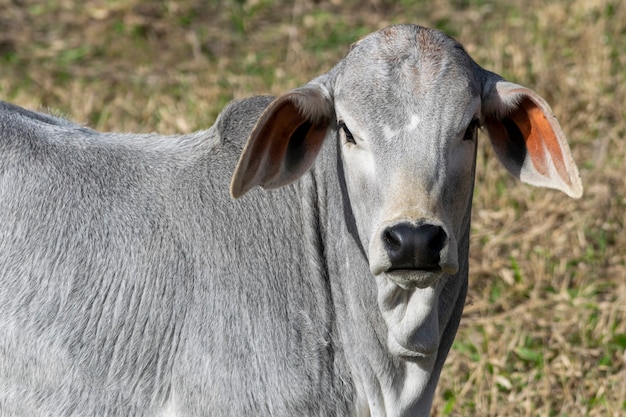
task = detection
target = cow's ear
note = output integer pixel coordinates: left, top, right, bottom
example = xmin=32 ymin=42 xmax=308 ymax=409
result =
xmin=482 ymin=80 xmax=583 ymax=198
xmin=230 ymin=86 xmax=334 ymax=199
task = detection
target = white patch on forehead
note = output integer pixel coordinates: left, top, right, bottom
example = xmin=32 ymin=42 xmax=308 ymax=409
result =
xmin=407 ymin=114 xmax=421 ymax=132
xmin=382 ymin=124 xmax=399 ymax=142
xmin=382 ymin=114 xmax=422 ymax=143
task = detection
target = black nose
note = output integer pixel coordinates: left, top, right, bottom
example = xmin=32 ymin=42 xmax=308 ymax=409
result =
xmin=383 ymin=222 xmax=447 ymax=271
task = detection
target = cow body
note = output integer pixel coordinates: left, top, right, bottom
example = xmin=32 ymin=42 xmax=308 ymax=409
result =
xmin=0 ymin=97 xmax=351 ymax=416
xmin=0 ymin=25 xmax=581 ymax=417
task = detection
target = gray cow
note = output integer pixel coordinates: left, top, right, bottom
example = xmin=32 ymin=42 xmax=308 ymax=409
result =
xmin=0 ymin=25 xmax=581 ymax=417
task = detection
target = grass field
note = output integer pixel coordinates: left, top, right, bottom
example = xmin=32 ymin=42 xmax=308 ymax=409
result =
xmin=1 ymin=0 xmax=625 ymax=415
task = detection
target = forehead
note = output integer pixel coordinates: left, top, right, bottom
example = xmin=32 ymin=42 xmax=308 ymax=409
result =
xmin=334 ymin=26 xmax=481 ymax=121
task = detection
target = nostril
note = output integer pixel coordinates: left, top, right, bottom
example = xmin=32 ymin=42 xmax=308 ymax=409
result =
xmin=428 ymin=225 xmax=447 ymax=253
xmin=383 ymin=229 xmax=402 ymax=252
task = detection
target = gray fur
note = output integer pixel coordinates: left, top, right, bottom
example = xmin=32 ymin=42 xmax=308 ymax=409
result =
xmin=0 ymin=25 xmax=581 ymax=417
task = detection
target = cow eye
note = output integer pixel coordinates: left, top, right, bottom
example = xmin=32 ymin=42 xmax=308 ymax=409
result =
xmin=337 ymin=121 xmax=356 ymax=145
xmin=463 ymin=118 xmax=480 ymax=142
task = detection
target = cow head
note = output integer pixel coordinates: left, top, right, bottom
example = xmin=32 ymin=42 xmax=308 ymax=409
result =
xmin=230 ymin=25 xmax=582 ymax=360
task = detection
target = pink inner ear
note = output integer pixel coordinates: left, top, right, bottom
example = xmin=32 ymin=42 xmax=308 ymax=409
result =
xmin=510 ymin=97 xmax=570 ymax=184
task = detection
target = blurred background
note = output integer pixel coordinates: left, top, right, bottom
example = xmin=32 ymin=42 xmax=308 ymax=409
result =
xmin=1 ymin=0 xmax=624 ymax=415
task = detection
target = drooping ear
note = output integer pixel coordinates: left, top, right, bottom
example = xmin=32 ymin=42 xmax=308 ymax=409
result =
xmin=230 ymin=86 xmax=334 ymax=199
xmin=482 ymin=80 xmax=583 ymax=198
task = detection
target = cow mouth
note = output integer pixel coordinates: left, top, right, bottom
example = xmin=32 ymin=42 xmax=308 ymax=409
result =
xmin=387 ymin=266 xmax=442 ymax=273
xmin=384 ymin=268 xmax=443 ymax=289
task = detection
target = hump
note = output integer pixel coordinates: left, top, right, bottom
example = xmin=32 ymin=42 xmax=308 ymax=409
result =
xmin=216 ymin=96 xmax=274 ymax=149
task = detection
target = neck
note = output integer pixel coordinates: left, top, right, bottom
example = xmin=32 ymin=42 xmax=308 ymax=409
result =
xmin=303 ymin=138 xmax=470 ymax=417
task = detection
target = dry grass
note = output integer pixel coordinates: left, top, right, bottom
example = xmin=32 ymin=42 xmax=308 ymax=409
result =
xmin=1 ymin=0 xmax=625 ymax=415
